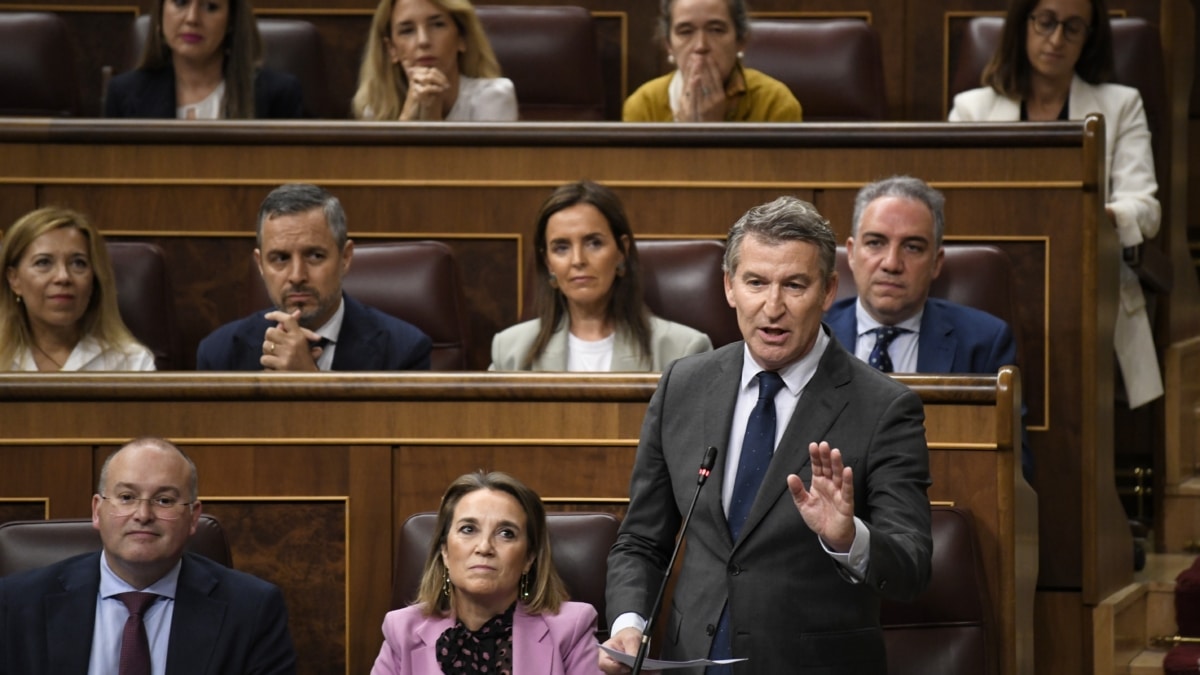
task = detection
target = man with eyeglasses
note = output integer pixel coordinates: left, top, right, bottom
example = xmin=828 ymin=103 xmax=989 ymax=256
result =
xmin=0 ymin=437 xmax=297 ymax=674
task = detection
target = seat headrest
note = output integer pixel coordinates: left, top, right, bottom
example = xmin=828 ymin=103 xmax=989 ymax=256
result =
xmin=475 ymin=5 xmax=606 ymax=120
xmin=0 ymin=514 xmax=231 ymax=577
xmin=0 ymin=12 xmax=82 ymax=116
xmin=742 ymin=19 xmax=887 ymax=121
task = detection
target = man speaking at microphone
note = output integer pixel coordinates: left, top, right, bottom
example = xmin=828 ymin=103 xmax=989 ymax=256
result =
xmin=600 ymin=196 xmax=933 ymax=675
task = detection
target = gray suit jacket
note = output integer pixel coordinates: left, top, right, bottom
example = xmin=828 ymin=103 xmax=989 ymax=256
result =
xmin=489 ymin=315 xmax=711 ymax=371
xmin=606 ymin=329 xmax=932 ymax=674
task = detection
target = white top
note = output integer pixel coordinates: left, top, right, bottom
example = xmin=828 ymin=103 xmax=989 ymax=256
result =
xmin=176 ymin=80 xmax=225 ymax=120
xmin=565 ymin=332 xmax=615 ymax=372
xmin=12 ymin=335 xmax=156 ymax=371
xmin=446 ymin=76 xmax=518 ymax=121
xmin=851 ymin=299 xmax=924 ymax=374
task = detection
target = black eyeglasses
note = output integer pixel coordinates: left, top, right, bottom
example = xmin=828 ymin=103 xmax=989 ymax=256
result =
xmin=1028 ymin=11 xmax=1090 ymax=43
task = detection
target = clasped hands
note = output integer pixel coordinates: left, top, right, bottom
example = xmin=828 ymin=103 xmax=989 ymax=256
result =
xmin=260 ymin=310 xmax=325 ymax=371
xmin=400 ymin=66 xmax=450 ymax=121
xmin=675 ymin=53 xmax=726 ymax=122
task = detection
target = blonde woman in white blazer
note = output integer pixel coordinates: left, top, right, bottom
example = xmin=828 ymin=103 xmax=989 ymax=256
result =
xmin=949 ymin=0 xmax=1162 ymax=407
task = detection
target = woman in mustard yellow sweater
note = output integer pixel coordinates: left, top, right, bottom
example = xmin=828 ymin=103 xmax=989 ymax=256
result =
xmin=624 ymin=0 xmax=801 ymax=122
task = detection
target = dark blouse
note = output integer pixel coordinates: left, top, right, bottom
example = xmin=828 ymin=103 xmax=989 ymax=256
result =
xmin=435 ymin=602 xmax=516 ymax=674
xmin=104 ymin=66 xmax=306 ymax=119
xmin=1019 ymin=95 xmax=1070 ymax=121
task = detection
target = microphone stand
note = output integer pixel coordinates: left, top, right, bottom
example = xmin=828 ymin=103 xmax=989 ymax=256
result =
xmin=631 ymin=446 xmax=718 ymax=675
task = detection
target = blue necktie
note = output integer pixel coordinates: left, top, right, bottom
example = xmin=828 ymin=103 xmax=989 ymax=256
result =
xmin=708 ymin=370 xmax=785 ymax=673
xmin=867 ymin=325 xmax=908 ymax=373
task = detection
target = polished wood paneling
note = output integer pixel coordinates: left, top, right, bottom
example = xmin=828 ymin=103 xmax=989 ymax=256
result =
xmin=0 ymin=371 xmax=1029 ymax=674
xmin=0 ymin=499 xmax=48 ymax=522
xmin=203 ymin=499 xmax=347 ymax=675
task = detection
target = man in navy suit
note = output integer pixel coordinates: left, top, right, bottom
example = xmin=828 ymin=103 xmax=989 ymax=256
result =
xmin=824 ymin=175 xmax=1030 ymax=478
xmin=0 ymin=437 xmax=297 ymax=674
xmin=197 ymin=183 xmax=431 ymax=371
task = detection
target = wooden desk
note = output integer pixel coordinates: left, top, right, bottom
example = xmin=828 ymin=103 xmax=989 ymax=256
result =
xmin=0 ymin=369 xmax=1030 ymax=674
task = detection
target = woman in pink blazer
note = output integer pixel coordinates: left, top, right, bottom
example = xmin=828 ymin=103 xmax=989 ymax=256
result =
xmin=371 ymin=471 xmax=599 ymax=674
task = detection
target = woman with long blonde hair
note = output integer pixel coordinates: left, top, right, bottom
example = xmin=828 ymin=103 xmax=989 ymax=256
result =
xmin=1 ymin=207 xmax=154 ymax=371
xmin=353 ymin=0 xmax=517 ymax=121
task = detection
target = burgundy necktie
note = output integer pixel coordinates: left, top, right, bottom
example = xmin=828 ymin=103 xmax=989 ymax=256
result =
xmin=116 ymin=591 xmax=157 ymax=675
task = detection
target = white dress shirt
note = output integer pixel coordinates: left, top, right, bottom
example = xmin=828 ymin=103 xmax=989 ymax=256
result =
xmin=89 ymin=554 xmax=181 ymax=675
xmin=850 ymin=299 xmax=923 ymax=374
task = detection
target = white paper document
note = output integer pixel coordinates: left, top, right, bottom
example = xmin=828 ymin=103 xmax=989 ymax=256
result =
xmin=599 ymin=644 xmax=747 ymax=670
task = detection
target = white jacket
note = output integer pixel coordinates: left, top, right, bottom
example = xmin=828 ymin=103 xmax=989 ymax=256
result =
xmin=950 ymin=76 xmax=1163 ymax=406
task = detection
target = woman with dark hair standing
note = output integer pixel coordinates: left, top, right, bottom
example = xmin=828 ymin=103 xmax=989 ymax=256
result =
xmin=105 ymin=0 xmax=305 ymax=119
xmin=949 ymin=0 xmax=1162 ymax=407
xmin=490 ymin=181 xmax=711 ymax=371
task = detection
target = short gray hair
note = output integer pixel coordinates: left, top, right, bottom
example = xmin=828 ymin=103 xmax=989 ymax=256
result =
xmin=256 ymin=183 xmax=348 ymax=250
xmin=98 ymin=437 xmax=199 ymax=502
xmin=851 ymin=176 xmax=945 ymax=246
xmin=723 ymin=196 xmax=837 ymax=290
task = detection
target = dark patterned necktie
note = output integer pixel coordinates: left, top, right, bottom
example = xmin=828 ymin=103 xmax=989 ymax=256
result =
xmin=709 ymin=370 xmax=785 ymax=674
xmin=115 ymin=591 xmax=157 ymax=675
xmin=310 ymin=336 xmax=332 ymax=369
xmin=868 ymin=325 xmax=909 ymax=373
xmin=726 ymin=371 xmax=785 ymax=540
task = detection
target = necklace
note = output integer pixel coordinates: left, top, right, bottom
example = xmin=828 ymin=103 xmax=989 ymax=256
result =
xmin=29 ymin=342 xmax=65 ymax=370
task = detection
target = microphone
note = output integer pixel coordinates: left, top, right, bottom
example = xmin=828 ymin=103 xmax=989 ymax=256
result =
xmin=631 ymin=446 xmax=718 ymax=674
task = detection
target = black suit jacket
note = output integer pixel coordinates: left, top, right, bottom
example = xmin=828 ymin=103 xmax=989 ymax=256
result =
xmin=104 ymin=66 xmax=305 ymax=118
xmin=606 ymin=331 xmax=932 ymax=674
xmin=0 ymin=551 xmax=296 ymax=675
xmin=196 ymin=294 xmax=432 ymax=371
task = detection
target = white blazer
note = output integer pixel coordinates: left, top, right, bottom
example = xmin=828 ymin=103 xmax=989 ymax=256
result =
xmin=950 ymin=76 xmax=1163 ymax=406
xmin=489 ymin=315 xmax=712 ymax=372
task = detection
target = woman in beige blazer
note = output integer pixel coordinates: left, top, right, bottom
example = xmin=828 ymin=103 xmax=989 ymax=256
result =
xmin=490 ymin=181 xmax=711 ymax=371
xmin=949 ymin=0 xmax=1162 ymax=407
